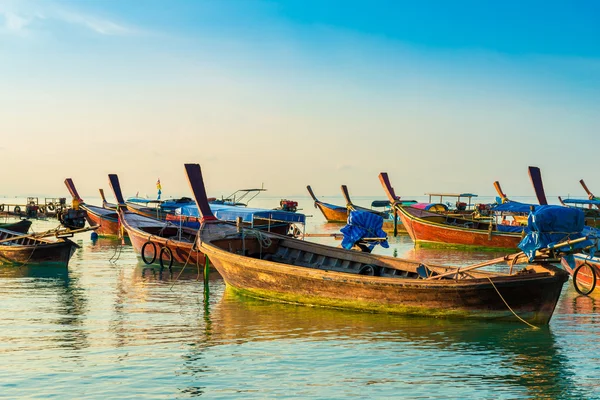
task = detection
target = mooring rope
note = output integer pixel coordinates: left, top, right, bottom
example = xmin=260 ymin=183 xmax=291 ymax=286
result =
xmin=487 ymin=277 xmax=539 ymax=329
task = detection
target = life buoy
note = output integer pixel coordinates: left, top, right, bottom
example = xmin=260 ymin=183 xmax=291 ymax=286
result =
xmin=358 ymin=264 xmax=379 ymax=276
xmin=38 ymin=205 xmax=46 ymax=214
xmin=13 ymin=206 xmax=21 ymax=214
xmin=159 ymin=246 xmax=173 ymax=270
xmin=573 ymin=262 xmax=597 ymax=295
xmin=47 ymin=203 xmax=55 ymax=211
xmin=141 ymin=241 xmax=157 ymax=264
xmin=0 ymin=204 xmax=4 ymax=212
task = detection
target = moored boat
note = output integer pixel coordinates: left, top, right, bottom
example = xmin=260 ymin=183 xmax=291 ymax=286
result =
xmin=0 ymin=219 xmax=32 ymax=234
xmin=0 ymin=228 xmax=78 ymax=267
xmin=306 ymin=185 xmax=347 ymax=222
xmin=183 ymin=163 xmax=569 ymax=325
xmin=64 ymin=178 xmax=120 ymax=236
xmin=379 ymin=172 xmax=525 ymax=250
xmin=108 ymin=174 xmax=204 ymax=269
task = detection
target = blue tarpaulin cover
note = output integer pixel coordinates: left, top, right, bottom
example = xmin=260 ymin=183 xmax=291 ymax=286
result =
xmin=496 ymin=224 xmax=525 ymax=233
xmin=562 ymin=198 xmax=600 ymax=206
xmin=491 ymin=201 xmax=537 ymax=213
xmin=340 ymin=211 xmax=389 ymax=251
xmin=176 ymin=204 xmax=306 ymax=224
xmin=518 ymin=205 xmax=591 ymax=260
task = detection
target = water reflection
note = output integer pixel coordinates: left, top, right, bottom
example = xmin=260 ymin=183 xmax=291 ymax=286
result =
xmin=174 ymin=289 xmax=587 ymax=399
xmin=0 ymin=265 xmax=89 ymax=354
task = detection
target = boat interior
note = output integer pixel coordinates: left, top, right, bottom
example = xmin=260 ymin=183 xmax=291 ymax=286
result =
xmin=207 ymin=233 xmax=530 ymax=280
xmin=0 ymin=229 xmax=50 ymax=247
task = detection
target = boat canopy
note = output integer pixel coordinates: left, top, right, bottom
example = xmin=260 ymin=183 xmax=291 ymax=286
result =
xmin=176 ymin=204 xmax=306 ymax=225
xmin=562 ymin=198 xmax=600 ymax=206
xmin=411 ymin=203 xmax=449 ymax=212
xmin=371 ymin=200 xmax=390 ymax=208
xmin=426 ymin=193 xmax=478 ymax=198
xmin=371 ymin=200 xmax=418 ymax=208
xmin=518 ymin=205 xmax=591 ymax=260
xmin=491 ymin=201 xmax=536 ymax=213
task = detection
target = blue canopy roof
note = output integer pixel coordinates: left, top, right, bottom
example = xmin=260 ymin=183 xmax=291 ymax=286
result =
xmin=176 ymin=204 xmax=306 ymax=224
xmin=562 ymin=198 xmax=600 ymax=206
xmin=491 ymin=201 xmax=536 ymax=213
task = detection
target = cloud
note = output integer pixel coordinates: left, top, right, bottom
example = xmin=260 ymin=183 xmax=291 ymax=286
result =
xmin=0 ymin=1 xmax=137 ymax=37
xmin=56 ymin=10 xmax=135 ymax=36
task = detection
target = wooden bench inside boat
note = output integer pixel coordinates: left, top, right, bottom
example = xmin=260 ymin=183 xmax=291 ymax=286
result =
xmin=210 ymin=235 xmax=422 ymax=279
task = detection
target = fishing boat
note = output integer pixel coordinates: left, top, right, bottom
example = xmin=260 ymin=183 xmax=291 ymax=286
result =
xmin=64 ymin=178 xmax=120 ymax=236
xmin=0 ymin=219 xmax=32 ymax=234
xmin=379 ymin=172 xmax=525 ymax=250
xmin=0 ymin=228 xmax=80 ymax=267
xmin=183 ymin=163 xmax=569 ymax=325
xmin=108 ymin=174 xmax=203 ymax=270
xmin=306 ymin=185 xmax=347 ymax=222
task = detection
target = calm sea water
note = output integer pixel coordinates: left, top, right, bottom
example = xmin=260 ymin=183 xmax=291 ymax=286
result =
xmin=1 ymin=196 xmax=599 ymax=399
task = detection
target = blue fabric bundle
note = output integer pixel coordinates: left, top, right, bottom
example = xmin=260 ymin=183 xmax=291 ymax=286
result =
xmin=518 ymin=205 xmax=592 ymax=260
xmin=340 ymin=211 xmax=389 ymax=251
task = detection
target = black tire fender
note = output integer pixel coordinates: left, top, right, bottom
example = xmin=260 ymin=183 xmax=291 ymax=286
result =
xmin=141 ymin=241 xmax=157 ymax=265
xmin=159 ymin=246 xmax=174 ymax=270
xmin=573 ymin=262 xmax=597 ymax=296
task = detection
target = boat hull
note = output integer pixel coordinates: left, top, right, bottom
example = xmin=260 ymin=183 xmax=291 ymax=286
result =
xmin=0 ymin=239 xmax=77 ymax=267
xmin=125 ymin=219 xmax=204 ymax=267
xmin=398 ymin=207 xmax=522 ymax=250
xmin=81 ymin=204 xmax=120 ymax=236
xmin=561 ymin=254 xmax=600 ymax=291
xmin=202 ymin=240 xmax=566 ymax=325
xmin=0 ymin=219 xmax=32 ymax=234
xmin=315 ymin=202 xmax=347 ymax=223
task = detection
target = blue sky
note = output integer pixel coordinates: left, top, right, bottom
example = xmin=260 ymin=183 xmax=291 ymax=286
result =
xmin=1 ymin=1 xmax=598 ymax=199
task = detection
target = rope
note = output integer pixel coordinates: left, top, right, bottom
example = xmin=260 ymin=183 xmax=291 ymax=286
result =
xmin=170 ymin=230 xmax=202 ymax=290
xmin=487 ymin=277 xmax=539 ymax=329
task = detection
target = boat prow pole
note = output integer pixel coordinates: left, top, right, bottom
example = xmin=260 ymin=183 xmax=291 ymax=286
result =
xmin=184 ymin=163 xmax=217 ymax=223
xmin=378 ymin=172 xmax=398 ymax=204
xmin=579 ymin=179 xmax=600 ymax=210
xmin=379 ymin=172 xmax=400 ymax=236
xmin=108 ymin=174 xmax=127 ymax=207
xmin=306 ymin=185 xmax=319 ymax=203
xmin=99 ymin=188 xmax=108 ymax=206
xmin=340 ymin=185 xmax=353 ymax=208
xmin=493 ymin=181 xmax=507 ymax=201
xmin=64 ymin=178 xmax=83 ymax=202
xmin=528 ymin=166 xmax=548 ymax=205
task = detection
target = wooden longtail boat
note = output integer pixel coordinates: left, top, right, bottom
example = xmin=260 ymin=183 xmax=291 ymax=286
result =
xmin=0 ymin=228 xmax=78 ymax=267
xmin=108 ymin=174 xmax=204 ymax=269
xmin=183 ymin=163 xmax=568 ymax=324
xmin=379 ymin=172 xmax=523 ymax=250
xmin=306 ymin=185 xmax=347 ymax=222
xmin=0 ymin=219 xmax=32 ymax=234
xmin=64 ymin=178 xmax=120 ymax=236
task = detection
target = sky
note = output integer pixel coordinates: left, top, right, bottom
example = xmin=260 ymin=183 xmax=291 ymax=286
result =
xmin=1 ymin=0 xmax=599 ymax=200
